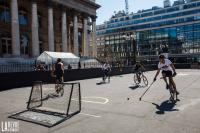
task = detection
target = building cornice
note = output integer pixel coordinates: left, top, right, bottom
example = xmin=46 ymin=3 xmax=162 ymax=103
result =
xmin=51 ymin=0 xmax=100 ymax=16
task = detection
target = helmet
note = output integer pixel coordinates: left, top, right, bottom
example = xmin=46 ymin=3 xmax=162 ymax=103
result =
xmin=57 ymin=58 xmax=62 ymax=62
xmin=159 ymin=54 xmax=165 ymax=59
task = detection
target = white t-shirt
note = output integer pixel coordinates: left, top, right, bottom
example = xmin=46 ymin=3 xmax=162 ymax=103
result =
xmin=158 ymin=59 xmax=173 ymax=71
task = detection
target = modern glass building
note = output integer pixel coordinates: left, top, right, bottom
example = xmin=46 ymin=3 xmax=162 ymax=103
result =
xmin=97 ymin=0 xmax=200 ymax=64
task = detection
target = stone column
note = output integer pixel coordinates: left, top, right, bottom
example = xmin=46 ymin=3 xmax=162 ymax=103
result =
xmin=11 ymin=0 xmax=20 ymax=56
xmin=73 ymin=14 xmax=79 ymax=56
xmin=62 ymin=10 xmax=67 ymax=52
xmin=83 ymin=17 xmax=88 ymax=56
xmin=31 ymin=1 xmax=39 ymax=57
xmin=48 ymin=6 xmax=54 ymax=51
xmin=92 ymin=17 xmax=97 ymax=57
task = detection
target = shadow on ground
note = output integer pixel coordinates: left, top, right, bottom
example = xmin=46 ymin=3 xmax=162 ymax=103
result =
xmin=152 ymin=100 xmax=179 ymax=115
xmin=129 ymin=85 xmax=140 ymax=90
xmin=96 ymin=81 xmax=110 ymax=85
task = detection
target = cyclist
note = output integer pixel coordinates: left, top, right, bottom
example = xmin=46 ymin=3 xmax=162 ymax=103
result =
xmin=54 ymin=58 xmax=64 ymax=94
xmin=134 ymin=61 xmax=145 ymax=83
xmin=153 ymin=55 xmax=179 ymax=96
xmin=102 ymin=62 xmax=111 ymax=82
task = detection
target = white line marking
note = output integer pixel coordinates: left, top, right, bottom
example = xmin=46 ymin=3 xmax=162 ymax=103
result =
xmin=72 ymin=97 xmax=109 ymax=105
xmin=177 ymin=73 xmax=189 ymax=76
xmin=177 ymin=98 xmax=200 ymax=111
xmin=80 ymin=113 xmax=101 ymax=118
xmin=81 ymin=97 xmax=109 ymax=104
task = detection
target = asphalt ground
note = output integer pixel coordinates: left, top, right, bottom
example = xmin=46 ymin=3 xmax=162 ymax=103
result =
xmin=0 ymin=69 xmax=200 ymax=133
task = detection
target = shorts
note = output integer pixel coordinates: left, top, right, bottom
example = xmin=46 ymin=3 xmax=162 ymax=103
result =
xmin=162 ymin=70 xmax=172 ymax=77
xmin=56 ymin=75 xmax=63 ymax=83
xmin=136 ymin=71 xmax=142 ymax=74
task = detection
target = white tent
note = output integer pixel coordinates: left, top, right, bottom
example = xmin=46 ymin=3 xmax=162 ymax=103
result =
xmin=37 ymin=51 xmax=80 ymax=65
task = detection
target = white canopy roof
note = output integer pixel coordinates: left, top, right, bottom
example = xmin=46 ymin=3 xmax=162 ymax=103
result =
xmin=37 ymin=51 xmax=80 ymax=65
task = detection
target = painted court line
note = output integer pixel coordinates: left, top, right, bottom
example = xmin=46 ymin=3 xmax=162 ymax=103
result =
xmin=81 ymin=97 xmax=109 ymax=104
xmin=72 ymin=97 xmax=109 ymax=105
xmin=80 ymin=113 xmax=101 ymax=118
xmin=177 ymin=73 xmax=189 ymax=76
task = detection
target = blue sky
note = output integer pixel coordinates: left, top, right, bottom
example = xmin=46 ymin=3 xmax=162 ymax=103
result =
xmin=96 ymin=0 xmax=176 ymax=25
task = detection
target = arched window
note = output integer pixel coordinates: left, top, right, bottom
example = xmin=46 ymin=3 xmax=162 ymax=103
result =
xmin=19 ymin=8 xmax=28 ymax=26
xmin=0 ymin=0 xmax=11 ymax=23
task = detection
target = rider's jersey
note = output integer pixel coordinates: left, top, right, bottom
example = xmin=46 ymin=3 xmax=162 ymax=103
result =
xmin=55 ymin=62 xmax=64 ymax=76
xmin=158 ymin=59 xmax=173 ymax=71
xmin=102 ymin=64 xmax=111 ymax=72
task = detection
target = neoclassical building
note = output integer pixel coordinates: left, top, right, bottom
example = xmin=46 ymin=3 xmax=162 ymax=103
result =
xmin=0 ymin=0 xmax=100 ymax=58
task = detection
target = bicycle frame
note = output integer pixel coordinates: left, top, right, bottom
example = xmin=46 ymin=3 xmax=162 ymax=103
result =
xmin=134 ymin=72 xmax=148 ymax=86
xmin=160 ymin=76 xmax=177 ymax=102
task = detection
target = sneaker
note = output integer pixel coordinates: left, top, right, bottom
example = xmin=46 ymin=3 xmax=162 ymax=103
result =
xmin=176 ymin=91 xmax=180 ymax=95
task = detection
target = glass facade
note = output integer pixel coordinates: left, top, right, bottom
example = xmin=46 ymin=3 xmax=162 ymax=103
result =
xmin=137 ymin=23 xmax=200 ymax=56
xmin=96 ymin=0 xmax=200 ymax=64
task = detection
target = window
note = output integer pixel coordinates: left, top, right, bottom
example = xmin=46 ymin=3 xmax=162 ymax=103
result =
xmin=125 ymin=17 xmax=129 ymax=20
xmin=183 ymin=3 xmax=197 ymax=9
xmin=0 ymin=1 xmax=10 ymax=23
xmin=166 ymin=7 xmax=179 ymax=12
xmin=141 ymin=12 xmax=153 ymax=17
xmin=0 ymin=9 xmax=10 ymax=22
xmin=154 ymin=9 xmax=165 ymax=15
xmin=132 ymin=15 xmax=140 ymax=19
xmin=19 ymin=9 xmax=28 ymax=26
xmin=1 ymin=37 xmax=12 ymax=55
xmin=120 ymin=17 xmax=124 ymax=21
xmin=152 ymin=16 xmax=161 ymax=21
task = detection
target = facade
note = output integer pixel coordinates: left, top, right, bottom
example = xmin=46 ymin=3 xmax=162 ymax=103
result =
xmin=0 ymin=0 xmax=100 ymax=59
xmin=97 ymin=0 xmax=200 ymax=64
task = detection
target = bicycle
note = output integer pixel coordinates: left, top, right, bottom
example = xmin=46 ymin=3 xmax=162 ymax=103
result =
xmin=134 ymin=71 xmax=148 ymax=86
xmin=55 ymin=80 xmax=64 ymax=96
xmin=160 ymin=75 xmax=177 ymax=103
xmin=102 ymin=71 xmax=110 ymax=83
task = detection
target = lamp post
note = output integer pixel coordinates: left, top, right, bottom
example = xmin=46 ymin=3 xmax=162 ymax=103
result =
xmin=123 ymin=32 xmax=136 ymax=65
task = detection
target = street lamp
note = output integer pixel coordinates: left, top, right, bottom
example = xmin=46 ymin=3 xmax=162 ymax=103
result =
xmin=123 ymin=32 xmax=136 ymax=65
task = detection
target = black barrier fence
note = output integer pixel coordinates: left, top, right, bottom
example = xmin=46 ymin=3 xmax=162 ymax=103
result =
xmin=0 ymin=67 xmax=133 ymax=90
xmin=0 ymin=60 xmax=195 ymax=73
xmin=0 ymin=62 xmax=102 ymax=73
xmin=0 ymin=63 xmax=194 ymax=90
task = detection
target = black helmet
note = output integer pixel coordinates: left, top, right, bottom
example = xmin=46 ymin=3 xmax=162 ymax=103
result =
xmin=57 ymin=58 xmax=62 ymax=62
xmin=159 ymin=54 xmax=165 ymax=59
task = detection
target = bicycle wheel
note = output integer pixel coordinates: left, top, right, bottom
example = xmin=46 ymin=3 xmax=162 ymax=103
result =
xmin=169 ymin=84 xmax=176 ymax=102
xmin=59 ymin=84 xmax=64 ymax=96
xmin=142 ymin=75 xmax=148 ymax=86
xmin=134 ymin=74 xmax=140 ymax=84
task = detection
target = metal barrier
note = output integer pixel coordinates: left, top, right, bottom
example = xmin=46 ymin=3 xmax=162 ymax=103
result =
xmin=0 ymin=62 xmax=102 ymax=73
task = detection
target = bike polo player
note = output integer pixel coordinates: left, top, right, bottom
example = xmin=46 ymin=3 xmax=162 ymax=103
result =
xmin=153 ymin=55 xmax=179 ymax=96
xmin=102 ymin=62 xmax=111 ymax=82
xmin=53 ymin=58 xmax=64 ymax=94
xmin=134 ymin=61 xmax=145 ymax=83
